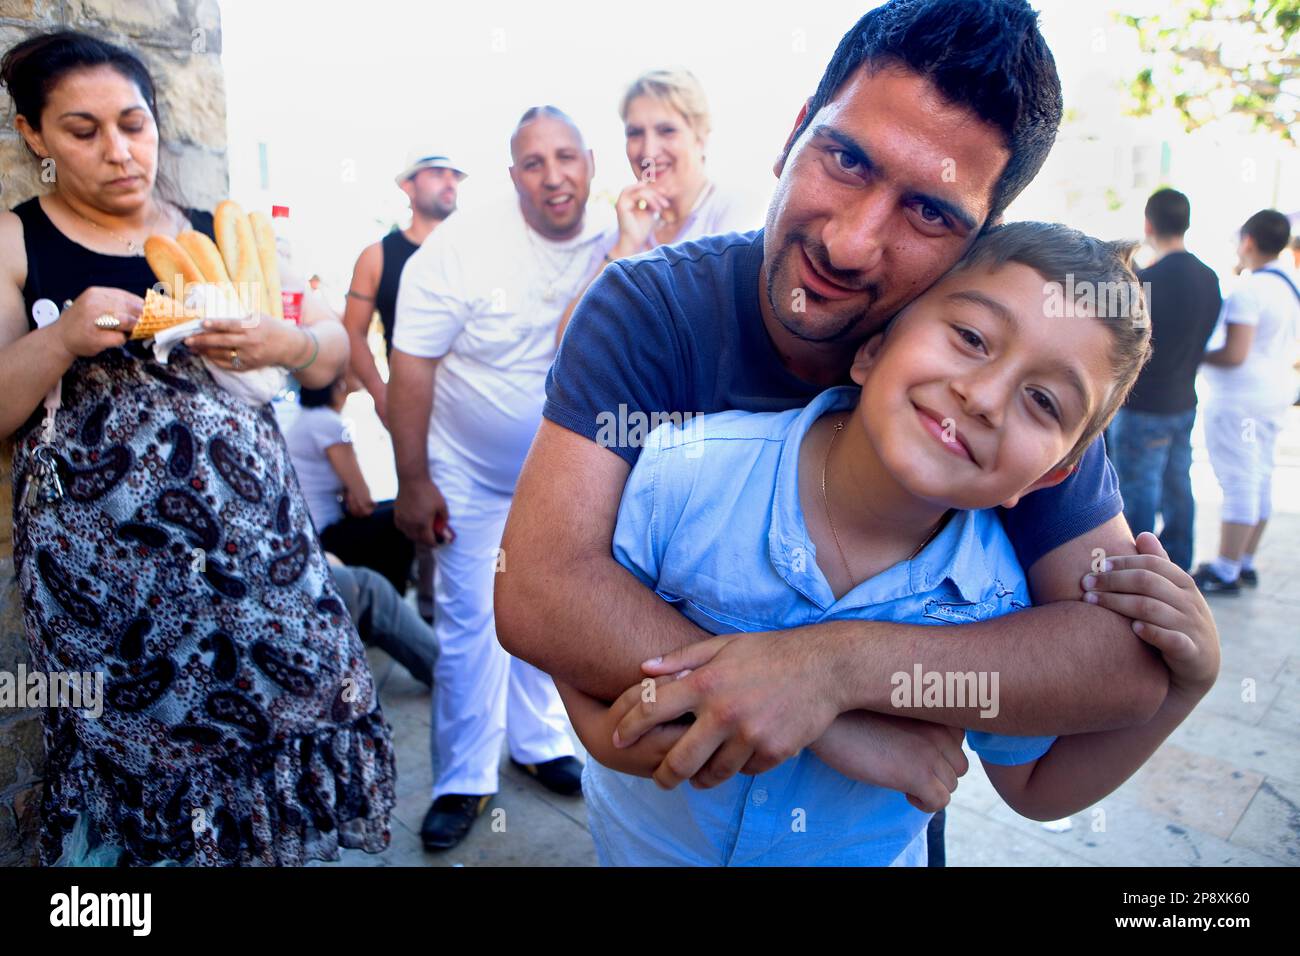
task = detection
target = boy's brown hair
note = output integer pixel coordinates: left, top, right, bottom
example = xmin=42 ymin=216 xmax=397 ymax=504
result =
xmin=951 ymin=221 xmax=1153 ymax=471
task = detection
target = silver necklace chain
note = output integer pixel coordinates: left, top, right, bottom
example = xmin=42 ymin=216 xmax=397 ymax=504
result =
xmin=820 ymin=418 xmax=951 ymax=587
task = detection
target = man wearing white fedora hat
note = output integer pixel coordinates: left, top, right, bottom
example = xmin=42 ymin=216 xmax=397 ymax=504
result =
xmin=343 ymin=149 xmax=466 ymax=430
xmin=343 ymin=150 xmax=465 ymax=629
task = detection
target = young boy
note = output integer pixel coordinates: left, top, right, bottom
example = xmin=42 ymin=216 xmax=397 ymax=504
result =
xmin=558 ymin=222 xmax=1219 ymax=865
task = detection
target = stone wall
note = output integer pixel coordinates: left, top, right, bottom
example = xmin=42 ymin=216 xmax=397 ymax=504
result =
xmin=0 ymin=0 xmax=228 ymax=865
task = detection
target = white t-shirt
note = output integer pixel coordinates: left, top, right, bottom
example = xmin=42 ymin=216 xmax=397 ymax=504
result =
xmin=285 ymin=405 xmax=352 ymax=530
xmin=1202 ymin=262 xmax=1300 ymax=410
xmin=636 ymin=182 xmax=763 ymax=250
xmin=393 ymin=198 xmax=616 ymax=493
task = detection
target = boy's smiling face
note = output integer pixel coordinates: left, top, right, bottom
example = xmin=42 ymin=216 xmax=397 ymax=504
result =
xmin=850 ymin=261 xmax=1116 ymax=511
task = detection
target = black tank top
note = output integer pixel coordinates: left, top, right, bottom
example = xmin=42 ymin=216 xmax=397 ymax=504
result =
xmin=14 ymin=196 xmax=216 ymax=331
xmin=12 ymin=197 xmax=216 ymax=436
xmin=375 ymin=229 xmax=420 ymax=354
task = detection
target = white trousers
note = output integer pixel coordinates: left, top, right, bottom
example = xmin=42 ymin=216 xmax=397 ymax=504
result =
xmin=1203 ymin=403 xmax=1284 ymax=527
xmin=428 ymin=460 xmax=575 ymax=799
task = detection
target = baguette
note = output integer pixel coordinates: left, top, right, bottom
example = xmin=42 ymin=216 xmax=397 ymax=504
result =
xmin=248 ymin=211 xmax=284 ymax=320
xmin=175 ymin=230 xmax=233 ymax=286
xmin=214 ymin=200 xmax=266 ymax=315
xmin=143 ymin=235 xmax=205 ymax=298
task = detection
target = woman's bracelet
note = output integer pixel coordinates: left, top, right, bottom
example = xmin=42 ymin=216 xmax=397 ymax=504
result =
xmin=288 ymin=326 xmax=319 ymax=372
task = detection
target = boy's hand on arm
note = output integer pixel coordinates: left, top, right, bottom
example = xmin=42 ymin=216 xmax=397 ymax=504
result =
xmin=1080 ymin=531 xmax=1220 ymax=702
xmin=811 ymin=711 xmax=968 ymax=813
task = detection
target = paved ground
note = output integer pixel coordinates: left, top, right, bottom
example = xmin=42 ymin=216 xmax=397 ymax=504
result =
xmin=325 ymin=401 xmax=1300 ymax=867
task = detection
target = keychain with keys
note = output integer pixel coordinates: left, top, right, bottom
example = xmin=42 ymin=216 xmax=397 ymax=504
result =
xmin=20 ymin=332 xmax=66 ymax=509
xmin=21 ymin=442 xmax=64 ymax=508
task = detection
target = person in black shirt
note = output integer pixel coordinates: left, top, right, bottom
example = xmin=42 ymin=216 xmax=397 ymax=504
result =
xmin=1108 ymin=189 xmax=1221 ymax=570
xmin=342 ymin=150 xmax=465 ymax=429
xmin=341 ymin=151 xmax=464 ymax=625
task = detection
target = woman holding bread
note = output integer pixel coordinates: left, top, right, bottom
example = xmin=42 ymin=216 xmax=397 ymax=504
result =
xmin=0 ymin=31 xmax=395 ymax=865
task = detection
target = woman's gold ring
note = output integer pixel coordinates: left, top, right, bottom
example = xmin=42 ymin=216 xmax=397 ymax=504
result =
xmin=230 ymin=348 xmax=242 ymax=370
xmin=636 ymin=199 xmax=648 ymax=211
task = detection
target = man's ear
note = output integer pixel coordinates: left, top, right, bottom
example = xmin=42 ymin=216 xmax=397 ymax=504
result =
xmin=586 ymin=147 xmax=596 ymax=180
xmin=849 ymin=332 xmax=886 ymax=386
xmin=773 ymin=99 xmax=811 ymax=179
xmin=1000 ymin=464 xmax=1074 ymax=509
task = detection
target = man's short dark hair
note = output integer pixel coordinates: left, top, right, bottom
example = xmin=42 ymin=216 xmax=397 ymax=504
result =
xmin=1241 ymin=209 xmax=1292 ymax=257
xmin=1144 ymin=188 xmax=1191 ymax=238
xmin=786 ymin=0 xmax=1062 ymax=223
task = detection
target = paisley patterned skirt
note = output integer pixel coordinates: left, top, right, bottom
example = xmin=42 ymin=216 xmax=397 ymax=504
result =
xmin=10 ymin=343 xmax=396 ymax=866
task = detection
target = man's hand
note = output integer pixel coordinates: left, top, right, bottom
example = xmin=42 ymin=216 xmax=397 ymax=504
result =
xmin=1080 ymin=531 xmax=1220 ymax=701
xmin=812 ymin=711 xmax=969 ymax=813
xmin=343 ymin=487 xmax=376 ymax=519
xmin=615 ymin=632 xmax=842 ymax=790
xmin=395 ymin=476 xmax=452 ymax=547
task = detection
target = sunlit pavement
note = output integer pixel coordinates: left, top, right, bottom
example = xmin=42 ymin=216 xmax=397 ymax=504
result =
xmin=324 ymin=396 xmax=1300 ymax=867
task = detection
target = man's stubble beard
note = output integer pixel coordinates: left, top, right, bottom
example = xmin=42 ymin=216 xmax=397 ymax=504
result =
xmin=416 ymin=197 xmax=456 ymax=220
xmin=765 ymin=234 xmax=883 ymax=345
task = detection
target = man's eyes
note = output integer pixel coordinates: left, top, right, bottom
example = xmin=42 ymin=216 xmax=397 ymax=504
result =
xmin=914 ymin=201 xmax=946 ymax=224
xmin=826 ymin=150 xmax=952 ymax=231
xmin=828 ymin=148 xmax=862 ymax=174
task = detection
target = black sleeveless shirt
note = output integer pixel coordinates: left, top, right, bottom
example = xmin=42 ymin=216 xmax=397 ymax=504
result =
xmin=11 ymin=197 xmax=215 ymax=436
xmin=375 ymin=229 xmax=420 ymax=354
xmin=14 ymin=196 xmax=215 ymax=331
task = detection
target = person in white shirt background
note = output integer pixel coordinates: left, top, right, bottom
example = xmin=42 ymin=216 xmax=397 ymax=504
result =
xmin=284 ymin=376 xmax=417 ymax=596
xmin=1194 ymin=209 xmax=1300 ymax=594
xmin=388 ymin=105 xmax=616 ymax=850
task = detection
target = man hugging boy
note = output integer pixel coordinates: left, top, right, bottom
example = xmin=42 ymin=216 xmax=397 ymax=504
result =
xmin=558 ymin=221 xmax=1220 ymax=866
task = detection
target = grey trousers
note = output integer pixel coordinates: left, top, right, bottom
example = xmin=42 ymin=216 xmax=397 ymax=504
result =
xmin=330 ymin=564 xmax=439 ymax=687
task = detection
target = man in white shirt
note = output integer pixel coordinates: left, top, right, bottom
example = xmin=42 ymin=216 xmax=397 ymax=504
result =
xmin=1195 ymin=209 xmax=1300 ymax=594
xmin=388 ymin=106 xmax=615 ymax=849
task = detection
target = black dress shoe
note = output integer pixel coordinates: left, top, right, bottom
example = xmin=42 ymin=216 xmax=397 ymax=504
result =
xmin=421 ymin=794 xmax=492 ymax=850
xmin=1239 ymin=568 xmax=1258 ymax=587
xmin=1192 ymin=563 xmax=1241 ymax=595
xmin=511 ymin=756 xmax=584 ymax=796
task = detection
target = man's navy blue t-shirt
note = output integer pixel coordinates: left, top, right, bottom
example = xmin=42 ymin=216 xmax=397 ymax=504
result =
xmin=543 ymin=229 xmax=1122 ymax=571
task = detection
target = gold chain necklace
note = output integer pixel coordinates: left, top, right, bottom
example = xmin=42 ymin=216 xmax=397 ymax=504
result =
xmin=57 ymin=194 xmax=164 ymax=254
xmin=819 ymin=418 xmax=952 ymax=586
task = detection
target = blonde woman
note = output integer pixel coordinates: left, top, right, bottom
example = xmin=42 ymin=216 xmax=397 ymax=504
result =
xmin=557 ymin=69 xmax=757 ymax=341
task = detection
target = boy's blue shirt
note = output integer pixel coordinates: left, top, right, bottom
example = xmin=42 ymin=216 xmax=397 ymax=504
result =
xmin=586 ymin=385 xmax=1056 ymax=866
